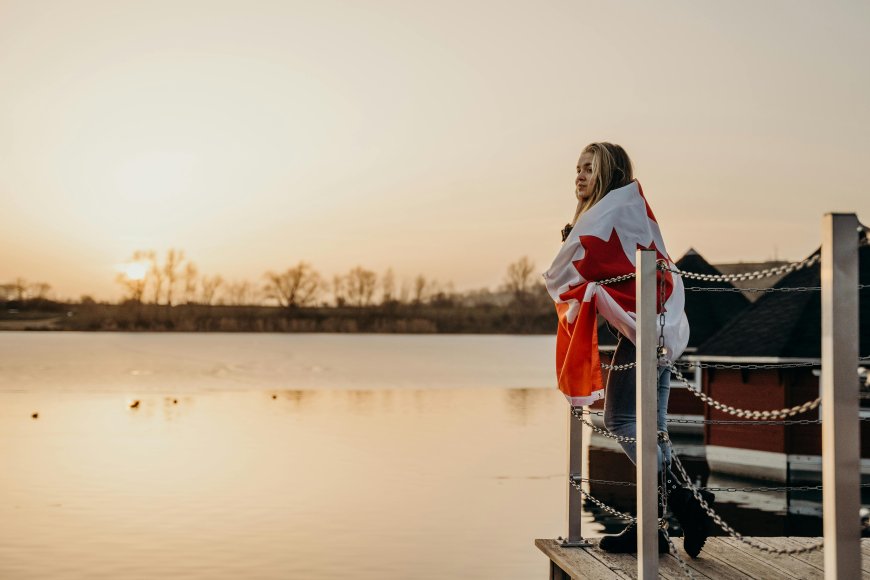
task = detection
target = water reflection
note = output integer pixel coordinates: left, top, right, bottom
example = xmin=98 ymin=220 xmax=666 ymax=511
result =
xmin=0 ymin=385 xmax=567 ymax=580
xmin=503 ymin=388 xmax=547 ymax=426
xmin=583 ymin=435 xmax=870 ymax=538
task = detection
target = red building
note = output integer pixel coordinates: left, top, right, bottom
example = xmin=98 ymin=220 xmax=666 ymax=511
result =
xmin=689 ymin=242 xmax=869 ymax=482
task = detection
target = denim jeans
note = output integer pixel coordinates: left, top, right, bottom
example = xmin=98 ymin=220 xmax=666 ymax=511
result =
xmin=602 ymin=335 xmax=672 ymax=469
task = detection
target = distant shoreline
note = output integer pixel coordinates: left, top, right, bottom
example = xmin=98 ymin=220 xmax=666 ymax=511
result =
xmin=1 ymin=301 xmax=556 ymax=334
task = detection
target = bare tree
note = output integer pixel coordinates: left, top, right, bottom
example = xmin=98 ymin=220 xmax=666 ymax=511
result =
xmin=263 ymin=262 xmax=323 ymax=308
xmin=413 ymin=274 xmax=428 ymax=304
xmin=225 ymin=280 xmax=255 ymax=305
xmin=0 ymin=283 xmax=16 ymax=301
xmin=148 ymin=253 xmax=165 ymax=304
xmin=182 ymin=262 xmax=199 ymax=304
xmin=199 ymin=275 xmax=224 ymax=306
xmin=332 ymin=274 xmax=347 ymax=306
xmin=345 ymin=267 xmax=377 ymax=307
xmin=116 ymin=250 xmax=153 ymax=304
xmin=398 ymin=279 xmax=411 ymax=304
xmin=31 ymin=282 xmax=51 ymax=300
xmin=12 ymin=277 xmax=28 ymax=301
xmin=163 ymin=248 xmax=186 ymax=306
xmin=504 ymin=256 xmax=536 ymax=300
xmin=381 ymin=268 xmax=396 ymax=304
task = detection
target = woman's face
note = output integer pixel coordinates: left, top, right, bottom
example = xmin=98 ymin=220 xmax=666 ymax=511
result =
xmin=575 ymin=151 xmax=595 ymax=200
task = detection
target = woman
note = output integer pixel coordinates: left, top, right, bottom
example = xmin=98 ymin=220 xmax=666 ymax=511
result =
xmin=544 ymin=142 xmax=714 ymax=557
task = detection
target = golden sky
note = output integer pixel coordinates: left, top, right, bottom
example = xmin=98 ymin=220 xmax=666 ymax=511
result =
xmin=1 ymin=0 xmax=868 ymax=301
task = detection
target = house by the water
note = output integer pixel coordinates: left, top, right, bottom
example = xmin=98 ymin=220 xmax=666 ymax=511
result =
xmin=687 ymin=241 xmax=869 ymax=483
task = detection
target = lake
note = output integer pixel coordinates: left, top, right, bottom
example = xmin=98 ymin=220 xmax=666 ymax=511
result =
xmin=0 ymin=332 xmax=838 ymax=579
xmin=0 ymin=332 xmax=572 ymax=580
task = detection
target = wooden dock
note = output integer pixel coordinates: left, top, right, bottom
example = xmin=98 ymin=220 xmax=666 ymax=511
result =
xmin=536 ymin=537 xmax=870 ymax=579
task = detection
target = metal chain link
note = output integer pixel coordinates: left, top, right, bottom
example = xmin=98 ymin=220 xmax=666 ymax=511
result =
xmin=569 ymin=477 xmax=668 ymax=529
xmin=598 ymin=251 xmax=866 ymax=290
xmin=595 ymin=272 xmax=636 ymax=286
xmin=658 ymin=262 xmax=667 ymax=360
xmin=684 ymin=284 xmax=866 ymax=293
xmin=571 ymin=476 xmax=638 ymax=487
xmin=685 ymin=285 xmax=821 ymax=293
xmin=574 ymin=407 xmax=824 ymax=426
xmin=661 ymin=434 xmax=824 ymax=555
xmin=575 ymin=475 xmax=870 ymax=493
xmin=570 ymin=479 xmax=637 ymax=522
xmin=676 ymin=361 xmax=819 ymax=370
xmin=669 ymin=364 xmax=821 ymax=419
xmin=660 ymin=526 xmax=696 ymax=579
xmin=571 ymin=407 xmax=637 ymax=442
xmin=667 ymin=416 xmax=824 ymax=426
xmin=702 ymin=484 xmax=824 ymax=493
xmin=600 ymin=361 xmax=636 ymax=371
xmin=660 ymin=252 xmax=820 ymax=282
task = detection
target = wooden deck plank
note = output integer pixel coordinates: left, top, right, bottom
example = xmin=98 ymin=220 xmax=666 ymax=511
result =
xmin=659 ymin=538 xmax=714 ymax=580
xmin=537 ymin=537 xmax=870 ymax=579
xmin=589 ymin=548 xmax=637 ymax=578
xmin=668 ymin=542 xmax=758 ymax=579
xmin=741 ymin=537 xmax=826 ymax=576
xmin=786 ymin=536 xmax=870 ymax=575
xmin=702 ymin=537 xmax=793 ymax=580
xmin=535 ymin=539 xmax=632 ymax=579
xmin=588 ymin=540 xmax=719 ymax=580
xmin=723 ymin=537 xmax=824 ymax=580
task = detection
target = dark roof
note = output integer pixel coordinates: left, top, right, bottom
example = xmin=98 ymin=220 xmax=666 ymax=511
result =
xmin=597 ymin=249 xmax=751 ymax=348
xmin=695 ymin=243 xmax=870 ymax=359
xmin=676 ymin=250 xmax=751 ymax=347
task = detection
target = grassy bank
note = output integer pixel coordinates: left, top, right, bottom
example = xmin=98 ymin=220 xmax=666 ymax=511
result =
xmin=1 ymin=299 xmax=557 ymax=334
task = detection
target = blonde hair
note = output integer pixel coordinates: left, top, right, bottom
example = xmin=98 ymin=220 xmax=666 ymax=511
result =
xmin=571 ymin=142 xmax=634 ymax=225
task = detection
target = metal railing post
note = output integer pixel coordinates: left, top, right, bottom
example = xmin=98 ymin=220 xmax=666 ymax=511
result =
xmin=564 ymin=407 xmax=591 ymax=546
xmin=821 ymin=213 xmax=860 ymax=579
xmin=636 ymin=249 xmax=658 ymax=578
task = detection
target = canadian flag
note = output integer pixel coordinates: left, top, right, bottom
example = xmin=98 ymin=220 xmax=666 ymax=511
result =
xmin=542 ymin=180 xmax=690 ymax=406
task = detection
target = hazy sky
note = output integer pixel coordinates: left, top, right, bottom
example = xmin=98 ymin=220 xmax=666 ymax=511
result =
xmin=2 ymin=0 xmax=868 ymax=301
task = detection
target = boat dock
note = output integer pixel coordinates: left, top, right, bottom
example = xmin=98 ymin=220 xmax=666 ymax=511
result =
xmin=536 ymin=537 xmax=870 ymax=579
xmin=542 ymin=218 xmax=868 ymax=579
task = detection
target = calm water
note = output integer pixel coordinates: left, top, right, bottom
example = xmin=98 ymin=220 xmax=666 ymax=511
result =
xmin=0 ymin=332 xmax=576 ymax=580
xmin=0 ymin=332 xmax=835 ymax=580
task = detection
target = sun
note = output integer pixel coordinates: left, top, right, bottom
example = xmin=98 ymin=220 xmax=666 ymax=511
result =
xmin=123 ymin=262 xmax=149 ymax=281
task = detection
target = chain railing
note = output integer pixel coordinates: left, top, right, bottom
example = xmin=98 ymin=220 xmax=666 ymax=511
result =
xmin=659 ymin=252 xmax=820 ymax=282
xmin=668 ymin=364 xmax=821 ymax=419
xmin=575 ymin=407 xmax=829 ymax=426
xmin=575 ymin=475 xmax=870 ymax=493
xmin=685 ymin=285 xmax=821 ymax=293
xmin=662 ymin=433 xmax=825 ymax=556
xmin=676 ymin=360 xmax=819 ymax=370
xmin=570 ymin=406 xmax=637 ymax=442
xmin=595 ymin=272 xmax=636 ymax=286
xmin=684 ymin=284 xmax=868 ymax=292
xmin=600 ymin=361 xmax=636 ymax=371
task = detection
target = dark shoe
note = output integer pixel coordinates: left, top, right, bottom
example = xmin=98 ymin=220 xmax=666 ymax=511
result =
xmin=599 ymin=521 xmax=669 ymax=554
xmin=668 ymin=486 xmax=715 ymax=558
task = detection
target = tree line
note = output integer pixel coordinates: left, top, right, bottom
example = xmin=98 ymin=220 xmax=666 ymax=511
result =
xmin=105 ymin=249 xmax=545 ymax=308
xmin=1 ymin=250 xmax=549 ymax=310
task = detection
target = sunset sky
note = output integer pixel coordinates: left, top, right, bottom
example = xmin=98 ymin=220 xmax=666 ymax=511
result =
xmin=1 ymin=0 xmax=868 ymax=302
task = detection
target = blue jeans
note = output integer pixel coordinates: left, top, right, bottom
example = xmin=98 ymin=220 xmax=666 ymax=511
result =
xmin=602 ymin=335 xmax=672 ymax=469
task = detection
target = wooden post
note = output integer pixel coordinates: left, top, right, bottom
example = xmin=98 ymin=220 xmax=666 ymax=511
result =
xmin=564 ymin=407 xmax=591 ymax=547
xmin=821 ymin=213 xmax=860 ymax=579
xmin=636 ymin=249 xmax=658 ymax=578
